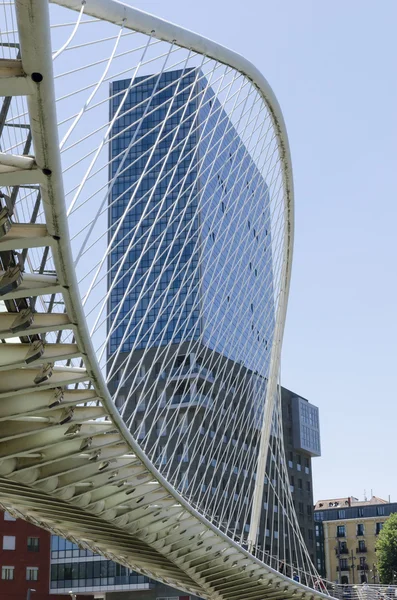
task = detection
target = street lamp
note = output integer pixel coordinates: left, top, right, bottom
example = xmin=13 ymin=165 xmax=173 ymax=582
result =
xmin=69 ymin=591 xmax=77 ymax=600
xmin=26 ymin=590 xmax=36 ymax=600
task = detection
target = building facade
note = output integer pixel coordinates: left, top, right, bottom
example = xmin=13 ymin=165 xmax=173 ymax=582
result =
xmin=107 ymin=67 xmax=275 ymax=551
xmin=50 ymin=534 xmax=190 ymax=599
xmin=314 ymin=496 xmax=397 ymax=584
xmin=108 ymin=68 xmax=274 ymax=366
xmin=281 ymin=387 xmax=321 ymax=564
xmin=0 ymin=509 xmax=70 ymax=600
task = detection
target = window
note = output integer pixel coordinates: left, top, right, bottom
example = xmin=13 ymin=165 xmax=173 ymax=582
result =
xmin=377 ymin=506 xmax=385 ymax=516
xmin=4 ymin=511 xmax=16 ymax=522
xmin=27 ymin=537 xmax=40 ymax=552
xmin=359 ymin=557 xmax=366 ymax=567
xmin=26 ymin=567 xmax=38 ymax=581
xmin=298 ymin=502 xmax=304 ymax=515
xmin=306 ymin=481 xmax=311 ymax=492
xmin=339 ymin=541 xmax=348 ymax=553
xmin=1 ymin=566 xmax=14 ymax=580
xmin=340 ymin=558 xmax=348 ymax=570
xmin=358 ymin=508 xmax=364 ymax=517
xmin=376 ymin=522 xmax=383 ymax=534
xmin=337 ymin=525 xmax=346 ymax=537
xmin=3 ymin=535 xmax=15 ymax=550
xmin=338 ymin=510 xmax=346 ymax=519
xmin=156 ymin=416 xmax=166 ymax=436
xmin=136 ymin=418 xmax=145 ymax=439
xmin=307 ymin=505 xmax=312 ymax=517
xmin=298 ymin=478 xmax=303 ymax=490
xmin=357 ymin=524 xmax=364 ymax=536
xmin=288 ymin=451 xmax=293 ymax=468
xmin=358 ymin=540 xmax=366 ymax=552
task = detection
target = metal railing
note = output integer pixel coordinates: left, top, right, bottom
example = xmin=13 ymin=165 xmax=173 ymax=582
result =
xmin=327 ymin=584 xmax=397 ymax=600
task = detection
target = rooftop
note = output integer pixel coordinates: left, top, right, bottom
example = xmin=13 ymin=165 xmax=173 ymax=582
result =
xmin=314 ymin=496 xmax=388 ymax=511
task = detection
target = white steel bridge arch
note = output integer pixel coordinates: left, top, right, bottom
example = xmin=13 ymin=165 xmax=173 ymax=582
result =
xmin=0 ymin=1 xmax=326 ymax=599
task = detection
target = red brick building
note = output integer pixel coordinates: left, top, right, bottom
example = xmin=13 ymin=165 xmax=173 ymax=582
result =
xmin=0 ymin=509 xmax=70 ymax=600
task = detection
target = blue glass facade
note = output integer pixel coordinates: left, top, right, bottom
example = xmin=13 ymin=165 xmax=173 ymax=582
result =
xmin=109 ymin=68 xmax=274 ymax=374
xmin=50 ymin=535 xmax=153 ymax=592
xmin=109 ymin=70 xmax=200 ymax=354
xmin=292 ymin=396 xmax=321 ymax=457
xmin=197 ymin=87 xmax=273 ymax=372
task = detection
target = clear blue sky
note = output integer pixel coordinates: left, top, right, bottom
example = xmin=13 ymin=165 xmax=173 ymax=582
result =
xmin=125 ymin=0 xmax=397 ymax=503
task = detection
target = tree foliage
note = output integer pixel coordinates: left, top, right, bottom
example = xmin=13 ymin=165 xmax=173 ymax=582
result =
xmin=377 ymin=513 xmax=397 ymax=584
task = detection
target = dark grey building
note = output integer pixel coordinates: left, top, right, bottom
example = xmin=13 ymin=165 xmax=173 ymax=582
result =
xmin=281 ymin=387 xmax=321 ymax=564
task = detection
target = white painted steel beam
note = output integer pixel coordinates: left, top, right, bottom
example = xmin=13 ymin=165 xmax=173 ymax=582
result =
xmin=0 ymin=479 xmax=196 ymax=590
xmin=0 ymin=342 xmax=80 ymax=370
xmin=0 ymin=272 xmax=62 ymax=300
xmin=0 ymin=389 xmax=98 ymax=419
xmin=0 ymin=153 xmax=42 ymax=186
xmin=0 ymin=311 xmax=72 ymax=338
xmin=0 ymin=169 xmax=43 ymax=186
xmin=0 ymin=152 xmax=36 ymax=170
xmin=0 ymin=59 xmax=34 ymax=96
xmin=0 ymin=223 xmax=53 ymax=251
xmin=0 ymin=367 xmax=89 ymax=396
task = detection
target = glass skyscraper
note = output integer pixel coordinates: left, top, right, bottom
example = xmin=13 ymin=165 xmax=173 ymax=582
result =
xmin=108 ymin=69 xmax=274 ymax=372
xmin=106 ymin=67 xmax=278 ymax=557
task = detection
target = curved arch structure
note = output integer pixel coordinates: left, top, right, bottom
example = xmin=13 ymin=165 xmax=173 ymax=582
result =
xmin=0 ymin=1 xmax=327 ymax=598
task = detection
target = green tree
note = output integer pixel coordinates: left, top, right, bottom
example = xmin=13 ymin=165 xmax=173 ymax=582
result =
xmin=377 ymin=513 xmax=397 ymax=584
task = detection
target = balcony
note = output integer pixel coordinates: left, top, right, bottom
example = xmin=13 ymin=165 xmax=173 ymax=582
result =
xmin=164 ymin=364 xmax=215 ymax=383
xmin=356 ymin=546 xmax=367 ymax=553
xmin=358 ymin=564 xmax=369 ymax=571
xmin=168 ymin=393 xmax=213 ymax=409
xmin=335 ymin=547 xmax=349 ymax=555
xmin=336 ymin=532 xmax=346 ymax=538
xmin=337 ymin=566 xmax=350 ymax=572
